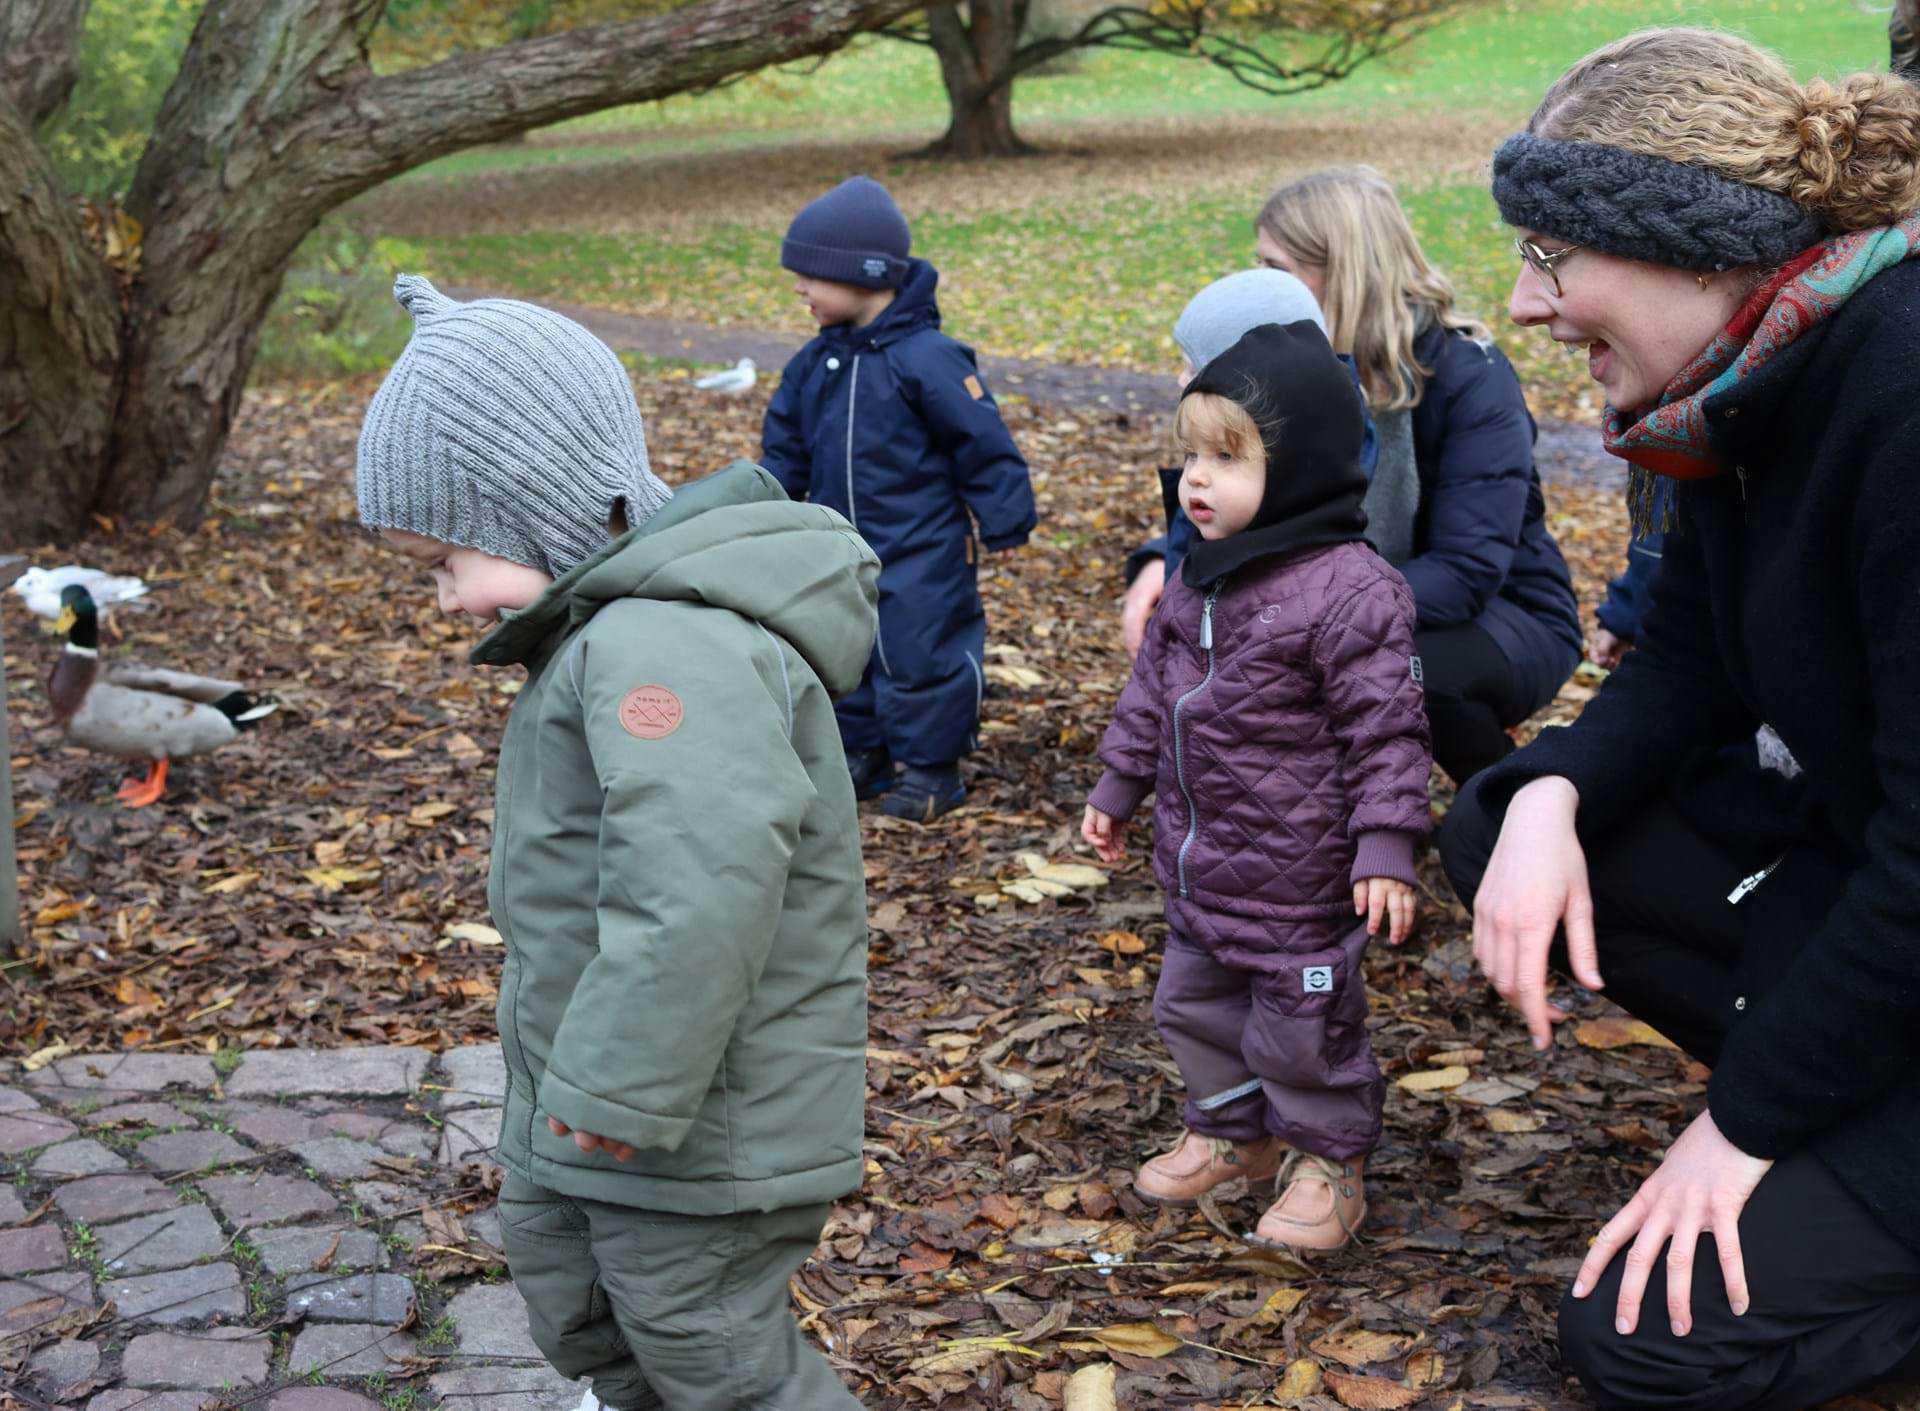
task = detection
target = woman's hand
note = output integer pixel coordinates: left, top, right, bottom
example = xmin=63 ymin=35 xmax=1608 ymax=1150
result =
xmin=1083 ymin=804 xmax=1125 ymax=863
xmin=1354 ymin=876 xmax=1417 ymax=945
xmin=1571 ymin=1109 xmax=1773 ymax=1336
xmin=1471 ymin=775 xmax=1604 ymax=1049
xmin=1122 ymin=558 xmax=1167 ymax=658
xmin=548 ymin=1115 xmax=635 ymax=1162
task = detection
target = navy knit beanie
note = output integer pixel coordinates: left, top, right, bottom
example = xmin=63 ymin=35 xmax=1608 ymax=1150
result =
xmin=781 ymin=176 xmax=912 ymax=290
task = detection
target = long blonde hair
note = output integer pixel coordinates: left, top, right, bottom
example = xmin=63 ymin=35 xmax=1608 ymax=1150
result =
xmin=1256 ymin=167 xmax=1488 ymax=412
xmin=1530 ymin=28 xmax=1920 ymax=233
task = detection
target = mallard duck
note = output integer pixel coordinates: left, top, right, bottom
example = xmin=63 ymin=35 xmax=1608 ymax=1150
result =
xmin=48 ymin=584 xmax=276 ymax=807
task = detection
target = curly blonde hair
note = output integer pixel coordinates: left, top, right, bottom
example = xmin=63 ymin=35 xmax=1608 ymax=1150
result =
xmin=1255 ymin=167 xmax=1488 ymax=413
xmin=1530 ymin=27 xmax=1920 ymax=232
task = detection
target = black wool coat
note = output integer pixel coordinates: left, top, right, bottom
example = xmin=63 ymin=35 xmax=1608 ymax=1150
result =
xmin=1478 ymin=258 xmax=1920 ymax=1251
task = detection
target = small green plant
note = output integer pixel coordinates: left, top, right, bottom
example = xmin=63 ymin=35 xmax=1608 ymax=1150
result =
xmin=254 ymin=226 xmax=425 ymax=384
xmin=68 ymin=1221 xmax=106 ymax=1278
xmin=212 ymin=1046 xmax=244 ymax=1078
xmin=247 ymin=1276 xmax=273 ymax=1319
xmin=415 ymin=1313 xmax=457 ymax=1351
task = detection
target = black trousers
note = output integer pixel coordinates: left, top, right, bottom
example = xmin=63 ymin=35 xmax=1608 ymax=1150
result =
xmin=1416 ymin=623 xmax=1534 ymax=786
xmin=1439 ymin=778 xmax=1920 ymax=1410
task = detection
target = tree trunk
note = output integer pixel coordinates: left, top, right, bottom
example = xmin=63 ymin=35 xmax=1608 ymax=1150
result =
xmin=921 ymin=0 xmax=1036 ymax=158
xmin=0 ymin=0 xmax=925 ymax=547
xmin=1896 ymin=0 xmax=1919 ymax=80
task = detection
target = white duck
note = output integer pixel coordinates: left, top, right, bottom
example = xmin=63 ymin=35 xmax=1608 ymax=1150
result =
xmin=692 ymin=357 xmax=757 ymax=394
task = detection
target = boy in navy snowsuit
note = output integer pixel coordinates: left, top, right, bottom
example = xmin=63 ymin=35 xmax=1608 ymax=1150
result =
xmin=762 ymin=176 xmax=1036 ymax=821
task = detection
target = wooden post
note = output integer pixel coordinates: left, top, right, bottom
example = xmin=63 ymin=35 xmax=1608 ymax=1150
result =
xmin=0 ymin=556 xmax=24 ymax=949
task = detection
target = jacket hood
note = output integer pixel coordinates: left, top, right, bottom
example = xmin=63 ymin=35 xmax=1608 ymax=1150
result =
xmin=473 ymin=461 xmax=879 ymax=694
xmin=1180 ymin=321 xmax=1370 ymax=588
xmin=843 ymin=258 xmax=941 ymax=350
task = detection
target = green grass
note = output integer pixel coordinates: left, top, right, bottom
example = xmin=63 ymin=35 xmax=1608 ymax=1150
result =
xmin=282 ymin=0 xmax=1885 ymax=414
xmin=405 ymin=0 xmax=1884 ymax=182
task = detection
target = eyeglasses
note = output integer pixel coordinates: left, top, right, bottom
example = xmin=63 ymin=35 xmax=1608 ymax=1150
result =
xmin=1514 ymin=237 xmax=1582 ymax=299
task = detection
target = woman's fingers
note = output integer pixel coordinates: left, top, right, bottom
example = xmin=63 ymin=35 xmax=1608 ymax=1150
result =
xmin=1713 ymin=1203 xmax=1752 ymax=1317
xmin=1664 ymin=1203 xmax=1704 ymax=1335
xmin=1563 ymin=871 xmax=1605 ymax=991
xmin=1613 ymin=1207 xmax=1673 ymax=1336
xmin=1574 ymin=1189 xmax=1645 ymax=1302
xmin=547 ymin=1116 xmax=571 ymax=1137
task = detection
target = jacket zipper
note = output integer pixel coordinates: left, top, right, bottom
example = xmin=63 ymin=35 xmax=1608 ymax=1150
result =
xmin=1727 ymin=853 xmax=1784 ymax=904
xmin=843 ymin=355 xmax=893 ymax=676
xmin=1172 ymin=586 xmax=1220 ymax=899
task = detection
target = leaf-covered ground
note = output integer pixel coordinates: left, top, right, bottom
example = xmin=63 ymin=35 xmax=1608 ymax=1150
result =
xmin=8 ymin=380 xmax=1908 ymax=1409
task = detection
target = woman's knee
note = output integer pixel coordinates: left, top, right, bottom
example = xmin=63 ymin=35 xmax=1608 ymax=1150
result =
xmin=1437 ymin=772 xmax=1501 ymax=905
xmin=1556 ymin=1282 xmax=1756 ymax=1411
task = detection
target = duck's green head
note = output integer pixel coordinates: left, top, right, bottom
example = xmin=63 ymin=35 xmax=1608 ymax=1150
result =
xmin=53 ymin=584 xmax=99 ymax=649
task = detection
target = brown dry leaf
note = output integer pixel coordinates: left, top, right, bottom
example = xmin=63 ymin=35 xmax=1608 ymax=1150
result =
xmin=1397 ymin=1064 xmax=1469 ymax=1092
xmin=1325 ymin=1368 xmax=1425 ymax=1409
xmin=897 ymin=1242 xmax=953 ymax=1274
xmin=908 ymin=1343 xmax=1000 ymax=1375
xmin=1312 ymin=1328 xmax=1414 ymax=1369
xmin=1064 ymin=1363 xmax=1118 ymax=1411
xmin=1041 ymin=1183 xmax=1080 ymax=1212
xmin=1575 ymin=1016 xmax=1678 ymax=1050
xmin=1405 ymin=1350 xmax=1448 ymax=1388
xmin=1089 ymin=1322 xmax=1181 ymax=1358
xmin=206 ymin=871 xmax=259 ymax=895
xmin=1254 ymin=1287 xmax=1309 ymax=1323
xmin=1096 ymin=930 xmax=1145 ymax=955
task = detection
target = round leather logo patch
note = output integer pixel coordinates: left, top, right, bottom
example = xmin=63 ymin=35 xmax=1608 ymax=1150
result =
xmin=618 ymin=685 xmax=683 ymax=740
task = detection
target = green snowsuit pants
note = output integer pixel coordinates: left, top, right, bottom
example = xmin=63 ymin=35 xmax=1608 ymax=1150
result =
xmin=497 ymin=1173 xmax=863 ymax=1410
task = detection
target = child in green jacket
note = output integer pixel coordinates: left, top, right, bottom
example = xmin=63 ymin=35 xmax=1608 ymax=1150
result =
xmin=358 ymin=277 xmax=878 ymax=1411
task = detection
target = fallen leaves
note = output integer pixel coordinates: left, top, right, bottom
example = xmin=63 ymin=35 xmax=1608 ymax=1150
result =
xmin=1575 ymin=1017 xmax=1679 ymax=1050
xmin=1396 ymin=1064 xmax=1469 ymax=1092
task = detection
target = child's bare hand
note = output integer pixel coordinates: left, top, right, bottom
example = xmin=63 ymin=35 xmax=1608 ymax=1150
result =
xmin=1082 ymin=804 xmax=1125 ymax=863
xmin=547 ymin=1115 xmax=635 ymax=1162
xmin=1354 ymin=877 xmax=1417 ymax=945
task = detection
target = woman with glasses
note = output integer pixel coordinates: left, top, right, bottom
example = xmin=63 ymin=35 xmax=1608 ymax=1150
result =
xmin=1440 ymin=27 xmax=1920 ymax=1408
xmin=1121 ymin=167 xmax=1583 ymax=785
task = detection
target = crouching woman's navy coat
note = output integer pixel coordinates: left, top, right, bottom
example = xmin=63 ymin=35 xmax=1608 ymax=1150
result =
xmin=762 ymin=258 xmax=1036 ymax=767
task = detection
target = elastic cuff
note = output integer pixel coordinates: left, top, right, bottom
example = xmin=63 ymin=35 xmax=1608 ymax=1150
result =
xmin=1350 ymin=829 xmax=1418 ymax=888
xmin=981 ymin=530 xmax=1029 ymax=551
xmin=1124 ymin=540 xmax=1169 ymax=587
xmin=537 ymin=1069 xmax=693 ymax=1154
xmin=1088 ymin=771 xmax=1152 ymax=822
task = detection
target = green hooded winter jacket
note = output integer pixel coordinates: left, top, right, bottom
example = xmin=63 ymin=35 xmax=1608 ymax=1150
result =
xmin=469 ymin=462 xmax=879 ymax=1214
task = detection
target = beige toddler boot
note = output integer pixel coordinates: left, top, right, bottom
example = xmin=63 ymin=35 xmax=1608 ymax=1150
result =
xmin=1134 ymin=1130 xmax=1284 ymax=1204
xmin=1252 ymin=1151 xmax=1367 ymax=1252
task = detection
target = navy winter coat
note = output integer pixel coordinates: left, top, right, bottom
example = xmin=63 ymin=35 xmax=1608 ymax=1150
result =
xmin=761 ymin=259 xmax=1035 ymax=766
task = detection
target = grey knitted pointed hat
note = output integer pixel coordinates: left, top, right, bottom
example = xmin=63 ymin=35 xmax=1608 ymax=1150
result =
xmin=357 ymin=276 xmax=673 ymax=578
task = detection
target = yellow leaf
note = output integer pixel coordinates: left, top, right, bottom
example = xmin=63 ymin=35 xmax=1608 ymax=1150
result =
xmin=34 ymin=900 xmax=89 ymax=924
xmin=1575 ymin=1017 xmax=1677 ymax=1050
xmin=303 ymin=865 xmax=381 ymax=894
xmin=1325 ymin=1369 xmax=1424 ymax=1409
xmin=984 ymin=663 xmax=1046 ymax=689
xmin=444 ymin=922 xmax=503 ymax=947
xmin=913 ymin=1336 xmax=1042 ymax=1373
xmin=1254 ymin=1287 xmax=1309 ymax=1323
xmin=1064 ymin=1363 xmax=1117 ymax=1411
xmin=1089 ymin=1322 xmax=1181 ymax=1358
xmin=1032 ymin=862 xmax=1109 ymax=890
xmin=1274 ymin=1358 xmax=1323 ymax=1402
xmin=1097 ymin=931 xmax=1146 ymax=955
xmin=22 ymin=1041 xmax=74 ymax=1072
xmin=1042 ymin=1184 xmax=1079 ymax=1212
xmin=408 ymin=801 xmax=458 ymax=826
xmin=1396 ymin=1064 xmax=1469 ymax=1092
xmin=1485 ymin=1110 xmax=1544 ymax=1134
xmin=207 ymin=871 xmax=259 ymax=895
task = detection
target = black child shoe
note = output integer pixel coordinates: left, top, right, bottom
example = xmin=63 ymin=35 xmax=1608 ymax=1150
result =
xmin=847 ymin=748 xmax=897 ymax=801
xmin=879 ymin=766 xmax=966 ymax=822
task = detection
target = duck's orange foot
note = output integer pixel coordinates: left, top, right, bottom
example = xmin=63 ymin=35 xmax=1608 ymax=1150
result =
xmin=115 ymin=759 xmax=169 ymax=808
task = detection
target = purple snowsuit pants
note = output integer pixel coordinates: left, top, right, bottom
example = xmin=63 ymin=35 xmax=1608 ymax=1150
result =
xmin=1153 ymin=925 xmax=1383 ymax=1161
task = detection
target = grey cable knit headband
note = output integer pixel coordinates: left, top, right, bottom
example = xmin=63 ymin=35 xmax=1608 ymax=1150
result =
xmin=357 ymin=276 xmax=673 ymax=579
xmin=1492 ymin=133 xmax=1827 ymax=273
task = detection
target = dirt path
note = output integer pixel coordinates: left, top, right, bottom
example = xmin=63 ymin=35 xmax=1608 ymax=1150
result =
xmin=443 ymin=285 xmax=1624 ymax=488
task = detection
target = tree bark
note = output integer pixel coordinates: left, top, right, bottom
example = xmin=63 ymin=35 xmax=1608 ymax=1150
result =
xmin=921 ymin=1 xmax=1036 ymax=158
xmin=0 ymin=0 xmax=927 ymax=546
xmin=1 ymin=0 xmax=92 ymax=130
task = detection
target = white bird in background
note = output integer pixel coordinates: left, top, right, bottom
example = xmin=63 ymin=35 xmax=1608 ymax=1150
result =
xmin=693 ymin=357 xmax=757 ymax=394
xmin=11 ymin=566 xmax=149 ymax=620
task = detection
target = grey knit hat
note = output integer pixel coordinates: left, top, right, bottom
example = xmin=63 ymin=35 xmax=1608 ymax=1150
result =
xmin=357 ymin=276 xmax=672 ymax=578
xmin=1173 ymin=269 xmax=1326 ymax=372
xmin=1491 ymin=133 xmax=1827 ymax=273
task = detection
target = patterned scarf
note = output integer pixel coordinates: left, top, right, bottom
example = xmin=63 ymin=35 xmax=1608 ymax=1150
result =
xmin=1603 ymin=215 xmax=1920 ymax=534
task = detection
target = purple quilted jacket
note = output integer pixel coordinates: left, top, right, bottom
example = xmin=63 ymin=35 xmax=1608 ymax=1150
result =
xmin=1089 ymin=542 xmax=1433 ymax=952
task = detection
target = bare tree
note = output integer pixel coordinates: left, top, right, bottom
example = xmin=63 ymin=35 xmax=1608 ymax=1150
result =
xmin=0 ymin=0 xmax=925 ymax=547
xmin=888 ymin=0 xmax=1476 ymax=160
xmin=1895 ymin=0 xmax=1919 ymax=79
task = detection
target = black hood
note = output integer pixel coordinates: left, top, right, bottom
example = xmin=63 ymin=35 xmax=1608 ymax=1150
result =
xmin=1180 ymin=321 xmax=1370 ymax=588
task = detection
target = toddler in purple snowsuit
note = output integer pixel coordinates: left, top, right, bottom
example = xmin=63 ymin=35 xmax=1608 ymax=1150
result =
xmin=1083 ymin=322 xmax=1432 ymax=1251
